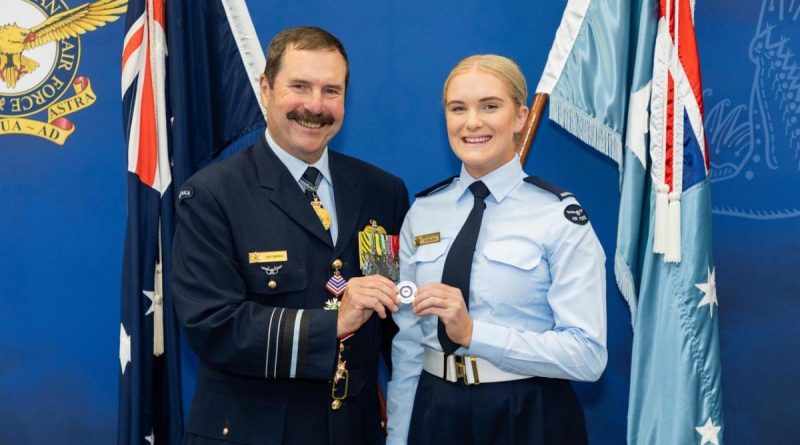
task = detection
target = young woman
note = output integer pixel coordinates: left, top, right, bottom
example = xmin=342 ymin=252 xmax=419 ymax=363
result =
xmin=387 ymin=55 xmax=607 ymax=444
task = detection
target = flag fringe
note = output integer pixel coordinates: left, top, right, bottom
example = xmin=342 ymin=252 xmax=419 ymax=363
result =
xmin=615 ymin=248 xmax=637 ymax=329
xmin=549 ymin=95 xmax=623 ymax=165
xmin=220 ymin=0 xmax=267 ymax=119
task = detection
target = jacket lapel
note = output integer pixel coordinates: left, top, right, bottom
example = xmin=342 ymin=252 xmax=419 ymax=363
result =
xmin=330 ymin=153 xmax=363 ymax=259
xmin=253 ymin=137 xmax=334 ymax=248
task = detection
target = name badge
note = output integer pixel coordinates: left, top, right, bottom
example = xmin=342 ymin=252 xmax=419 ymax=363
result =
xmin=414 ymin=232 xmax=441 ymax=247
xmin=249 ymin=250 xmax=288 ymax=263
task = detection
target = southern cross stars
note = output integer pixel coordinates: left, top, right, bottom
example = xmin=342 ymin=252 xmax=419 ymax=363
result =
xmin=695 ymin=417 xmax=721 ymax=445
xmin=143 ymin=289 xmax=156 ymax=316
xmin=695 ymin=267 xmax=718 ymax=318
xmin=119 ymin=323 xmax=131 ymax=374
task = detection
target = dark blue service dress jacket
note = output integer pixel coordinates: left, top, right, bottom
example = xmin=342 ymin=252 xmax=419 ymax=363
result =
xmin=172 ymin=136 xmax=409 ymax=445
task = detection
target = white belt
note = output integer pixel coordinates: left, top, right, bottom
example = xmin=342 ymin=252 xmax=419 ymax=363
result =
xmin=422 ymin=347 xmax=529 ymax=385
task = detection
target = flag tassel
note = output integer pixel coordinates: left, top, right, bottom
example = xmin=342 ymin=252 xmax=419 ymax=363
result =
xmin=665 ymin=192 xmax=681 ymax=263
xmin=153 ymin=262 xmax=164 ymax=356
xmin=154 ymin=221 xmax=164 ymax=356
xmin=653 ymin=184 xmax=669 ymax=253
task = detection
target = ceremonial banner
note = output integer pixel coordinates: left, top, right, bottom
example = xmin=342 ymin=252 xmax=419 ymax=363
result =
xmin=537 ymin=1 xmax=724 ymax=443
xmin=119 ymin=0 xmax=182 ymax=443
xmin=118 ymin=0 xmax=264 ymax=443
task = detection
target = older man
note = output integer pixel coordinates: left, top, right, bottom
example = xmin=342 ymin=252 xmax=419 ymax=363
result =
xmin=172 ymin=26 xmax=408 ymax=444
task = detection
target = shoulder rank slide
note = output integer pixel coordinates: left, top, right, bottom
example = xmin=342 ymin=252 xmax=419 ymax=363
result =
xmin=524 ymin=176 xmax=574 ymax=201
xmin=415 ymin=175 xmax=458 ymax=198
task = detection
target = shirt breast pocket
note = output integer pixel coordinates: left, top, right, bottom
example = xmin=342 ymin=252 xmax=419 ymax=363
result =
xmin=407 ymin=239 xmax=450 ymax=283
xmin=480 ymin=240 xmax=548 ymax=306
xmin=239 ymin=261 xmax=308 ymax=295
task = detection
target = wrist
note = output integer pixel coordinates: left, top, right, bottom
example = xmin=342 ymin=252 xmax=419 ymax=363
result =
xmin=460 ymin=317 xmax=474 ymax=347
xmin=336 ymin=314 xmax=354 ymax=339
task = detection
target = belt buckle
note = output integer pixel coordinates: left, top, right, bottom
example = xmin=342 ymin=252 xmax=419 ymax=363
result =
xmin=453 ymin=355 xmax=480 ymax=385
xmin=467 ymin=356 xmax=480 ymax=385
xmin=464 ymin=356 xmax=481 ymax=385
xmin=454 ymin=355 xmax=466 ymax=380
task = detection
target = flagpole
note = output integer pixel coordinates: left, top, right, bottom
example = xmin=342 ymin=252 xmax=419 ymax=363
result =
xmin=517 ymin=93 xmax=549 ymax=165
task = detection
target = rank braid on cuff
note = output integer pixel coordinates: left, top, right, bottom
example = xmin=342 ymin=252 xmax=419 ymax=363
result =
xmin=264 ymin=307 xmax=311 ymax=379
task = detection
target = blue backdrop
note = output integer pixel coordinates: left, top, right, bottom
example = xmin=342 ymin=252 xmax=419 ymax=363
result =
xmin=1 ymin=0 xmax=798 ymax=443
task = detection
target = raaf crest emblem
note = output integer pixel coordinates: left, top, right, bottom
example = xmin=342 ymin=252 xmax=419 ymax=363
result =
xmin=0 ymin=0 xmax=127 ymax=145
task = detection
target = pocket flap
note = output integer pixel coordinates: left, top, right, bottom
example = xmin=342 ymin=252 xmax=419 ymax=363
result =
xmin=482 ymin=240 xmax=542 ymax=270
xmin=239 ymin=261 xmax=307 ymax=295
xmin=408 ymin=238 xmax=450 ymax=264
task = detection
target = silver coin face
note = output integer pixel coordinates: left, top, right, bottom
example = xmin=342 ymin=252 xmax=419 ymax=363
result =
xmin=396 ymin=281 xmax=417 ymax=304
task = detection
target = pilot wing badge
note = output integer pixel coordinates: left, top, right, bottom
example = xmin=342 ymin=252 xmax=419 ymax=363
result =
xmin=0 ymin=0 xmax=127 ymax=145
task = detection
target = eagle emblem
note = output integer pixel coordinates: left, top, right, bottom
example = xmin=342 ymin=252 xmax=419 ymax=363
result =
xmin=0 ymin=0 xmax=127 ymax=88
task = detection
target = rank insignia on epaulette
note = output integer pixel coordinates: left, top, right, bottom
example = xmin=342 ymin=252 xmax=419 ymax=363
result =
xmin=415 ymin=176 xmax=458 ymax=198
xmin=358 ymin=220 xmax=399 ymax=281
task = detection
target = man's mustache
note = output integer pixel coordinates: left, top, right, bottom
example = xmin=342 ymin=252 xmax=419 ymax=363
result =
xmin=287 ymin=109 xmax=335 ymax=126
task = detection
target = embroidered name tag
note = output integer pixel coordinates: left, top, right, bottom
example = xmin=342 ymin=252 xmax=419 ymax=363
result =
xmin=249 ymin=251 xmax=288 ymax=263
xmin=414 ymin=232 xmax=441 ymax=247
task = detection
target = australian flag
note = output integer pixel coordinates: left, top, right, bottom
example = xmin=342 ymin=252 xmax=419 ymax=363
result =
xmin=119 ymin=0 xmax=264 ymax=443
xmin=537 ymin=0 xmax=724 ymax=443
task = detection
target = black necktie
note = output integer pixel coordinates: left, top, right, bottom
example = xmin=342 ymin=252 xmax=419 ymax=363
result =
xmin=438 ymin=180 xmax=490 ymax=355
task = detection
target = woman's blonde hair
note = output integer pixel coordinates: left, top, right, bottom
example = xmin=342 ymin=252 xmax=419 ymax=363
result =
xmin=442 ymin=54 xmax=528 ymax=110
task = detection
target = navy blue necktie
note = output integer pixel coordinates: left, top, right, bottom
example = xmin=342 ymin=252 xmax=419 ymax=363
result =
xmin=438 ymin=180 xmax=490 ymax=355
xmin=300 ymin=167 xmax=323 ymax=201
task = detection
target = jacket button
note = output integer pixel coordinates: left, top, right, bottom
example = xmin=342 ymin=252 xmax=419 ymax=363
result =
xmin=222 ymin=426 xmax=229 ymax=436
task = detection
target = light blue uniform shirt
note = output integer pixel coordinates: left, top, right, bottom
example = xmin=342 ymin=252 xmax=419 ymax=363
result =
xmin=265 ymin=129 xmax=339 ymax=244
xmin=386 ymin=157 xmax=607 ymax=444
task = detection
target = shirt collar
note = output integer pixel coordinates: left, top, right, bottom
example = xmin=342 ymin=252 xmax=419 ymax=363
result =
xmin=456 ymin=155 xmax=525 ymax=203
xmin=264 ymin=128 xmax=332 ymax=186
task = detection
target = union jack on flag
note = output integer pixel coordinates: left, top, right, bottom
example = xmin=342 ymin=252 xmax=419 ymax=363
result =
xmin=122 ymin=0 xmax=170 ymax=194
xmin=118 ymin=0 xmax=266 ymax=442
xmin=649 ymin=0 xmax=711 ymax=263
xmin=119 ymin=0 xmax=183 ymax=443
xmin=537 ymin=0 xmax=723 ymax=443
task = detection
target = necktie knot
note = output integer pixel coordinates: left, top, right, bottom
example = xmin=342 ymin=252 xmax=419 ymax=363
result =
xmin=300 ymin=167 xmax=332 ymax=232
xmin=302 ymin=167 xmax=323 ymax=190
xmin=469 ymin=180 xmax=490 ymax=201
